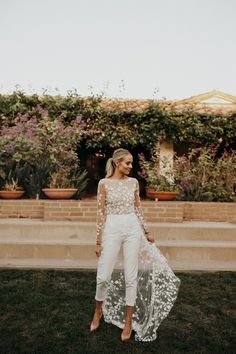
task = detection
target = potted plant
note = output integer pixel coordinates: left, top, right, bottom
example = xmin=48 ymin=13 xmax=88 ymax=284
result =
xmin=42 ymin=165 xmax=89 ymax=199
xmin=145 ymin=178 xmax=179 ymax=201
xmin=0 ymin=108 xmax=86 ymax=199
xmin=138 ymin=144 xmax=179 ymax=201
xmin=0 ymin=177 xmax=25 ymax=199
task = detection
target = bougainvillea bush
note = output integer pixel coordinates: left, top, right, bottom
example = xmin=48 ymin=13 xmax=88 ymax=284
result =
xmin=138 ymin=144 xmax=236 ymax=201
xmin=0 ymin=90 xmax=236 ymax=200
xmin=0 ymin=106 xmax=86 ymax=197
xmin=0 ymin=90 xmax=236 ymax=151
xmin=173 ymin=146 xmax=236 ymax=201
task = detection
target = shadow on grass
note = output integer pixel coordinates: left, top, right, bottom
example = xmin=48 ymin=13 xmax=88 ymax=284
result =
xmin=0 ymin=269 xmax=235 ymax=354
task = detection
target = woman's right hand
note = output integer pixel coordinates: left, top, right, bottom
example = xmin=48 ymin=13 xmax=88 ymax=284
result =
xmin=95 ymin=244 xmax=103 ymax=257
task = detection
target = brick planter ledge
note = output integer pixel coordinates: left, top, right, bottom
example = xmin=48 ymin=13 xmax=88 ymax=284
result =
xmin=0 ymin=199 xmax=235 ymax=224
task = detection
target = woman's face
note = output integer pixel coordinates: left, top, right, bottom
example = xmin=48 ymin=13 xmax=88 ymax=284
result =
xmin=115 ymin=154 xmax=133 ymax=176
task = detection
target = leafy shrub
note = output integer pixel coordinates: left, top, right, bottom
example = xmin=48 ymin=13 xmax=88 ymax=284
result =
xmin=0 ymin=107 xmax=86 ymax=198
xmin=138 ymin=144 xmax=236 ymax=201
xmin=138 ymin=144 xmax=179 ymax=192
xmin=174 ymin=146 xmax=236 ymax=201
xmin=47 ymin=165 xmax=89 ymax=199
xmin=0 ymin=91 xmax=236 ymax=151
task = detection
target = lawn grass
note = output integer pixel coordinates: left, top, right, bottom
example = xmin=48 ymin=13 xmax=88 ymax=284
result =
xmin=0 ymin=269 xmax=235 ymax=354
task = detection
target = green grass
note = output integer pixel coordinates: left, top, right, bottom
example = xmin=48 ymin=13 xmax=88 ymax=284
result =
xmin=0 ymin=269 xmax=235 ymax=354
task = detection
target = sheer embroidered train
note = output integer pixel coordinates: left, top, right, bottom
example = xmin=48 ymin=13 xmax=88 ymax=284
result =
xmin=95 ymin=177 xmax=181 ymax=342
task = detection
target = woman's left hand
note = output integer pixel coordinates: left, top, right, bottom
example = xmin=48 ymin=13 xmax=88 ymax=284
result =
xmin=146 ymin=235 xmax=155 ymax=243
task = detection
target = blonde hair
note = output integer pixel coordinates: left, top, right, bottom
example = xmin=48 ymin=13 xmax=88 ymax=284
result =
xmin=105 ymin=148 xmax=132 ymax=178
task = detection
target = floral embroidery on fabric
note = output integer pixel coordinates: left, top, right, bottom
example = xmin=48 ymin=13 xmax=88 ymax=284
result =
xmin=96 ymin=177 xmax=181 ymax=341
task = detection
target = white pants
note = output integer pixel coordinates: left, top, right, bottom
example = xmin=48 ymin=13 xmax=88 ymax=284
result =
xmin=95 ymin=213 xmax=142 ymax=306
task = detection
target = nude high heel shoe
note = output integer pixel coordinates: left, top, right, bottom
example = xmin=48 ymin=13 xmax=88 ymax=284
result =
xmin=90 ymin=310 xmax=103 ymax=332
xmin=121 ymin=325 xmax=132 ymax=342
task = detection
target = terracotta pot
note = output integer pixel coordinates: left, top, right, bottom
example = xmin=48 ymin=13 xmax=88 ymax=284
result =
xmin=42 ymin=188 xmax=78 ymax=199
xmin=0 ymin=190 xmax=25 ymax=199
xmin=145 ymin=188 xmax=179 ymax=201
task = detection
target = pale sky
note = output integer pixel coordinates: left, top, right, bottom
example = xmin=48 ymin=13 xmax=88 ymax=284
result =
xmin=0 ymin=0 xmax=236 ymax=100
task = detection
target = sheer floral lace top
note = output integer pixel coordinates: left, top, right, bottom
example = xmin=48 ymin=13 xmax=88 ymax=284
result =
xmin=96 ymin=177 xmax=148 ymax=244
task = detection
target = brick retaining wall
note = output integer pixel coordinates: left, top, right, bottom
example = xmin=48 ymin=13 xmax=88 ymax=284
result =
xmin=0 ymin=200 xmax=44 ymax=219
xmin=0 ymin=199 xmax=235 ymax=223
xmin=183 ymin=202 xmax=236 ymax=223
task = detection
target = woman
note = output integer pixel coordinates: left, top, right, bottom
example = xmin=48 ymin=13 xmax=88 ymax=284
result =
xmin=90 ymin=148 xmax=181 ymax=342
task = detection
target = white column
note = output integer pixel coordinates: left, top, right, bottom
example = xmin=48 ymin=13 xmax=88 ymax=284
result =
xmin=159 ymin=140 xmax=174 ymax=183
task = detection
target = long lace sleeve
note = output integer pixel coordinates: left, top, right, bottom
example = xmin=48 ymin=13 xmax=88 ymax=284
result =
xmin=96 ymin=179 xmax=106 ymax=244
xmin=134 ymin=178 xmax=149 ymax=236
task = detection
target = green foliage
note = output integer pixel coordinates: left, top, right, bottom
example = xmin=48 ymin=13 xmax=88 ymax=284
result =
xmin=0 ymin=105 xmax=86 ymax=198
xmin=138 ymin=144 xmax=179 ymax=192
xmin=173 ymin=146 xmax=236 ymax=201
xmin=48 ymin=165 xmax=89 ymax=199
xmin=75 ymin=169 xmax=90 ymax=199
xmin=16 ymin=159 xmax=52 ymax=198
xmin=139 ymin=144 xmax=236 ymax=201
xmin=0 ymin=162 xmax=24 ymax=191
xmin=3 ymin=178 xmax=22 ymax=191
xmin=0 ymin=91 xmax=235 ymax=151
xmin=49 ymin=167 xmax=75 ymax=189
xmin=0 ymin=90 xmax=236 ymax=200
